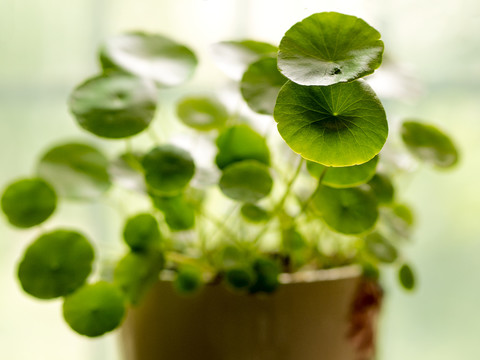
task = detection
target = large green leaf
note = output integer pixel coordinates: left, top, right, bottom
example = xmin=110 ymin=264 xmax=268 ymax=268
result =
xmin=240 ymin=57 xmax=287 ymax=115
xmin=37 ymin=143 xmax=111 ymax=200
xmin=151 ymin=193 xmax=195 ymax=231
xmin=123 ymin=213 xmax=161 ymax=252
xmin=215 ymin=124 xmax=270 ymax=170
xmin=401 ymin=120 xmax=458 ymax=168
xmin=99 ymin=32 xmax=198 ymax=87
xmin=1 ymin=178 xmax=57 ymax=228
xmin=312 ymin=185 xmax=378 ymax=234
xmin=176 ymin=95 xmax=228 ymax=131
xmin=219 ymin=160 xmax=273 ymax=203
xmin=211 ymin=40 xmax=277 ymax=80
xmin=278 ymin=12 xmax=384 ymax=86
xmin=69 ymin=73 xmax=157 ymax=139
xmin=274 ymin=80 xmax=387 ymax=166
xmin=307 ymin=156 xmax=378 ymax=188
xmin=63 ymin=281 xmax=126 ymax=337
xmin=142 ymin=145 xmax=195 ymax=196
xmin=17 ymin=230 xmax=94 ymax=299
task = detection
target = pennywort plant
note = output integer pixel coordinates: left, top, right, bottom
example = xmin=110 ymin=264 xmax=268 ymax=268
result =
xmin=1 ymin=12 xmax=458 ymax=337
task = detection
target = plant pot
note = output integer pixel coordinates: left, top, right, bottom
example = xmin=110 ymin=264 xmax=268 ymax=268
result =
xmin=120 ymin=266 xmax=380 ymax=360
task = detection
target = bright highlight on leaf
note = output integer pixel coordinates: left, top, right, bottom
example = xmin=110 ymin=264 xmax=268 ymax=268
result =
xmin=274 ymin=80 xmax=388 ymax=166
xmin=278 ymin=12 xmax=384 ymax=86
xmin=177 ymin=95 xmax=228 ymax=131
xmin=69 ymin=73 xmax=157 ymax=139
xmin=37 ymin=142 xmax=111 ymax=200
xmin=401 ymin=120 xmax=458 ymax=168
xmin=63 ymin=281 xmax=126 ymax=337
xmin=123 ymin=213 xmax=161 ymax=251
xmin=307 ymin=156 xmax=378 ymax=188
xmin=240 ymin=57 xmax=287 ymax=115
xmin=219 ymin=160 xmax=273 ymax=203
xmin=142 ymin=145 xmax=195 ymax=195
xmin=312 ymin=185 xmax=378 ymax=234
xmin=99 ymin=32 xmax=198 ymax=87
xmin=18 ymin=229 xmax=95 ymax=299
xmin=1 ymin=178 xmax=57 ymax=228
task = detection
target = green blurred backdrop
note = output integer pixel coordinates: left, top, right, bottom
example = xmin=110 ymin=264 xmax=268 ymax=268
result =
xmin=1 ymin=0 xmax=479 ymax=359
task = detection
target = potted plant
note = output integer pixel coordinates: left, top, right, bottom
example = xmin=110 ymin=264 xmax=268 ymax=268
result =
xmin=0 ymin=12 xmax=458 ymax=360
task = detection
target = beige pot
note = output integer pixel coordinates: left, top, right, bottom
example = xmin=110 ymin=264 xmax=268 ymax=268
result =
xmin=120 ymin=266 xmax=378 ymax=360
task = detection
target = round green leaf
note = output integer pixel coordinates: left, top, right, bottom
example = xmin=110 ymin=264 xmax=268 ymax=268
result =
xmin=151 ymin=194 xmax=195 ymax=231
xmin=398 ymin=263 xmax=416 ymax=291
xmin=240 ymin=203 xmax=270 ymax=223
xmin=278 ymin=12 xmax=384 ymax=86
xmin=368 ymin=172 xmax=395 ymax=204
xmin=219 ymin=160 xmax=273 ymax=203
xmin=63 ymin=281 xmax=126 ymax=337
xmin=37 ymin=143 xmax=111 ymax=200
xmin=312 ymin=185 xmax=378 ymax=234
xmin=365 ymin=232 xmax=398 ymax=263
xmin=211 ymin=40 xmax=277 ymax=80
xmin=142 ymin=145 xmax=195 ymax=195
xmin=99 ymin=32 xmax=198 ymax=87
xmin=173 ymin=266 xmax=203 ymax=295
xmin=123 ymin=213 xmax=161 ymax=251
xmin=215 ymin=124 xmax=270 ymax=170
xmin=240 ymin=57 xmax=287 ymax=115
xmin=176 ymin=95 xmax=228 ymax=131
xmin=307 ymin=156 xmax=378 ymax=188
xmin=69 ymin=73 xmax=157 ymax=139
xmin=249 ymin=257 xmax=280 ymax=294
xmin=401 ymin=121 xmax=458 ymax=168
xmin=17 ymin=229 xmax=95 ymax=299
xmin=114 ymin=250 xmax=164 ymax=305
xmin=225 ymin=266 xmax=256 ymax=291
xmin=274 ymin=80 xmax=388 ymax=166
xmin=1 ymin=178 xmax=57 ymax=228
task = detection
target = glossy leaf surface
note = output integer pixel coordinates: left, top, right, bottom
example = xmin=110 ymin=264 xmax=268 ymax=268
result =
xmin=18 ymin=230 xmax=94 ymax=299
xmin=219 ymin=160 xmax=273 ymax=203
xmin=100 ymin=32 xmax=197 ymax=87
xmin=69 ymin=73 xmax=157 ymax=139
xmin=312 ymin=185 xmax=378 ymax=234
xmin=63 ymin=281 xmax=126 ymax=337
xmin=274 ymin=80 xmax=387 ymax=166
xmin=37 ymin=143 xmax=111 ymax=200
xmin=240 ymin=57 xmax=287 ymax=115
xmin=278 ymin=12 xmax=384 ymax=86
xmin=401 ymin=121 xmax=458 ymax=168
xmin=1 ymin=178 xmax=56 ymax=228
xmin=177 ymin=95 xmax=228 ymax=131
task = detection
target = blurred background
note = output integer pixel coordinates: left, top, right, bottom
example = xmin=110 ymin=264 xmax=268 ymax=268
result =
xmin=0 ymin=0 xmax=479 ymax=359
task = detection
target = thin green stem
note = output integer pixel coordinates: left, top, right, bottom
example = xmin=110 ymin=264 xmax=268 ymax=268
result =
xmin=198 ymin=209 xmax=242 ymax=245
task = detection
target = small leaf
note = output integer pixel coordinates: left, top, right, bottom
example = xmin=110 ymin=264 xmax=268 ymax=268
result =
xmin=240 ymin=57 xmax=287 ymax=115
xmin=249 ymin=257 xmax=280 ymax=294
xmin=215 ymin=124 xmax=270 ymax=170
xmin=173 ymin=266 xmax=203 ymax=295
xmin=278 ymin=12 xmax=384 ymax=86
xmin=211 ymin=40 xmax=277 ymax=80
xmin=142 ymin=145 xmax=195 ymax=196
xmin=398 ymin=263 xmax=416 ymax=291
xmin=368 ymin=172 xmax=395 ymax=204
xmin=69 ymin=73 xmax=157 ymax=139
xmin=123 ymin=213 xmax=161 ymax=251
xmin=240 ymin=203 xmax=270 ymax=223
xmin=282 ymin=227 xmax=309 ymax=269
xmin=274 ymin=80 xmax=388 ymax=166
xmin=17 ymin=229 xmax=95 ymax=299
xmin=401 ymin=121 xmax=458 ymax=168
xmin=225 ymin=266 xmax=256 ymax=291
xmin=365 ymin=232 xmax=398 ymax=263
xmin=1 ymin=178 xmax=57 ymax=228
xmin=109 ymin=153 xmax=146 ymax=193
xmin=312 ymin=185 xmax=378 ymax=234
xmin=37 ymin=142 xmax=111 ymax=200
xmin=307 ymin=156 xmax=378 ymax=188
xmin=99 ymin=32 xmax=198 ymax=87
xmin=176 ymin=95 xmax=228 ymax=131
xmin=219 ymin=160 xmax=273 ymax=203
xmin=114 ymin=250 xmax=164 ymax=305
xmin=63 ymin=281 xmax=126 ymax=337
xmin=151 ymin=193 xmax=195 ymax=231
